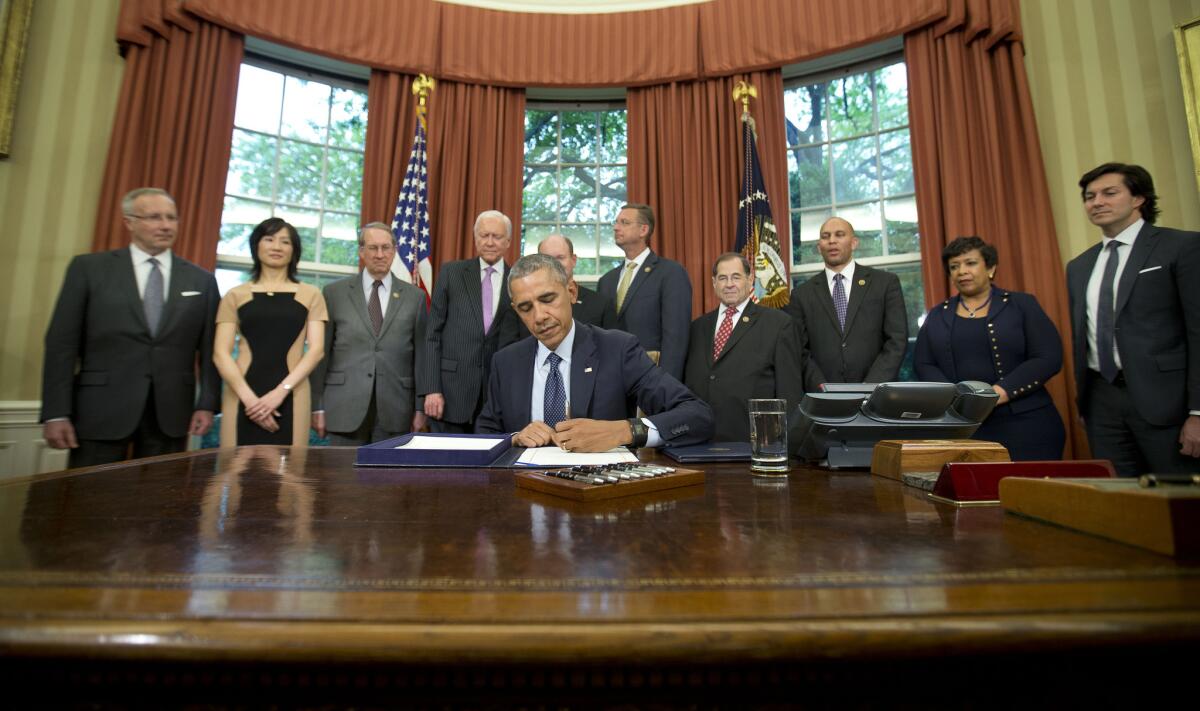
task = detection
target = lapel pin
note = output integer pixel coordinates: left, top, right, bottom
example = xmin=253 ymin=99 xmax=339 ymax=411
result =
xmin=584 ymin=367 xmax=593 ymax=373
xmin=741 ymin=316 xmax=750 ymax=323
xmin=392 ymin=292 xmax=400 ymax=298
xmin=644 ymin=266 xmax=651 ymax=273
xmin=858 ymin=279 xmax=866 ymax=286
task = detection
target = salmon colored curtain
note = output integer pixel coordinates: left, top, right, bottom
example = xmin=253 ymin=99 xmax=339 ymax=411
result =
xmin=627 ymin=70 xmax=789 ymax=318
xmin=423 ymin=80 xmax=526 ymax=266
xmin=93 ymin=16 xmax=242 ymax=269
xmin=361 ymin=70 xmax=420 ymax=227
xmin=905 ymin=0 xmax=1083 ymax=457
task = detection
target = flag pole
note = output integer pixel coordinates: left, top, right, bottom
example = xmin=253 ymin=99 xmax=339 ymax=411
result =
xmin=393 ymin=75 xmax=436 ymax=305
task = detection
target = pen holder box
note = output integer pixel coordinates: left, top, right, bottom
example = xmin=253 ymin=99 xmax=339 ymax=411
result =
xmin=355 ymin=432 xmax=514 ymax=467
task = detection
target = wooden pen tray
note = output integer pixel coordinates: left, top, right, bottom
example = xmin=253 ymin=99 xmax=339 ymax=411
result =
xmin=514 ymin=467 xmax=705 ymax=501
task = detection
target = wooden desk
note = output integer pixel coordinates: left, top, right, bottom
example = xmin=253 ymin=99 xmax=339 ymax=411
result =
xmin=1 ymin=446 xmax=1197 ymax=706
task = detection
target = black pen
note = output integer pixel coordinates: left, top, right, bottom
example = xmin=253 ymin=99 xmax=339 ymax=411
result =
xmin=1138 ymin=473 xmax=1200 ymax=488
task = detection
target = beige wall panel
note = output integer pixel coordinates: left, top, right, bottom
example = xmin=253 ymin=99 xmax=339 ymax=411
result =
xmin=1023 ymin=0 xmax=1200 ymax=264
xmin=0 ymin=0 xmax=123 ymax=401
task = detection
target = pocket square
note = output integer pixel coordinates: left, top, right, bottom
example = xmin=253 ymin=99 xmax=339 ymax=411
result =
xmin=180 ymin=291 xmax=201 ymax=296
xmin=1138 ymin=265 xmax=1162 ymax=275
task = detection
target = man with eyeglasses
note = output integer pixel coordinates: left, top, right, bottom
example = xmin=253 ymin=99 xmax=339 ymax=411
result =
xmin=311 ymin=222 xmax=427 ymax=445
xmin=419 ymin=210 xmax=523 ymax=433
xmin=40 ymin=188 xmax=221 ymax=467
xmin=597 ymin=203 xmax=692 ymax=379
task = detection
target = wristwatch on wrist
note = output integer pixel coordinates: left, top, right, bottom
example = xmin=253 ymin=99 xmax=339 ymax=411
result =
xmin=627 ymin=418 xmax=649 ymax=448
xmin=280 ymin=382 xmax=293 ymax=391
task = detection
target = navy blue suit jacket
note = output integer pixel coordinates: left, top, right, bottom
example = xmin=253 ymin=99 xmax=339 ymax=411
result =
xmin=475 ymin=322 xmax=713 ymax=446
xmin=914 ymin=287 xmax=1062 ymax=415
xmin=597 ymin=251 xmax=692 ymax=379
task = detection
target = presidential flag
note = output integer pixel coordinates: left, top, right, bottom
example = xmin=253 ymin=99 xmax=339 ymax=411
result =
xmin=735 ymin=112 xmax=789 ymax=308
xmin=393 ymin=109 xmax=433 ymax=304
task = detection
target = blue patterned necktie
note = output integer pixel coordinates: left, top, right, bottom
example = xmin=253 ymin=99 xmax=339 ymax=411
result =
xmin=144 ymin=257 xmax=164 ymax=336
xmin=832 ymin=273 xmax=848 ymax=331
xmin=1097 ymin=241 xmax=1121 ymax=382
xmin=544 ymin=352 xmax=566 ymax=428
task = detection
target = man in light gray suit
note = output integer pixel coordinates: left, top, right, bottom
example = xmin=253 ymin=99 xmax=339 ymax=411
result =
xmin=419 ymin=210 xmax=523 ymax=433
xmin=311 ymin=223 xmax=427 ymax=445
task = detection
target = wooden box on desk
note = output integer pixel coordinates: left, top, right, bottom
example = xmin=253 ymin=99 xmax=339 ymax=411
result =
xmin=871 ymin=439 xmax=1010 ymax=481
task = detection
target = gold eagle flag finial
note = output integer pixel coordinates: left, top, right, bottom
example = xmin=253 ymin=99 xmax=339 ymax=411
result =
xmin=412 ymin=74 xmax=436 ymax=108
xmin=732 ymin=80 xmax=757 ymax=117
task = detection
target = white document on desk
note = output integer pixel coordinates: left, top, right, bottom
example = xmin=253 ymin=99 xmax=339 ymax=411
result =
xmin=395 ymin=435 xmax=508 ymax=450
xmin=515 ymin=446 xmax=639 ymax=466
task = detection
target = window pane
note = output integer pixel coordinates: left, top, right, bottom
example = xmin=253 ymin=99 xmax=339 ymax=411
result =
xmin=234 ymin=65 xmax=283 ymax=134
xmin=840 ymin=201 xmax=883 ymax=258
xmin=827 ymin=73 xmax=874 ymax=139
xmin=325 ymin=148 xmax=363 ymax=213
xmin=784 ymin=83 xmax=826 ymax=145
xmin=219 ymin=196 xmax=272 ymax=257
xmin=226 ymin=129 xmax=277 ymax=200
xmin=276 ymin=140 xmax=324 ymax=207
xmin=788 ymin=144 xmax=830 ymax=209
xmin=877 ymin=261 xmax=926 ymax=341
xmin=880 ymin=129 xmax=914 ymax=197
xmin=884 ymin=196 xmax=920 ymax=255
xmin=560 ymin=167 xmax=597 ymax=222
xmin=525 ymin=110 xmax=558 ymax=164
xmin=521 ymin=223 xmax=557 ymax=255
xmin=560 ymin=111 xmax=597 ymax=163
xmin=791 ymin=208 xmax=831 ymax=267
xmin=280 ymin=76 xmax=330 ymax=144
xmin=329 ymin=87 xmax=367 ymax=149
xmin=561 ymin=224 xmax=598 ymax=276
xmin=876 ymin=63 xmax=909 ymax=131
xmin=523 ymin=167 xmax=559 ymax=221
xmin=275 ymin=205 xmax=321 ymax=262
xmin=597 ymin=167 xmax=626 ymax=222
xmin=320 ymin=212 xmax=360 ymax=267
xmin=215 ymin=267 xmax=250 ymax=296
xmin=832 ymin=136 xmax=879 ymax=204
xmin=598 ymin=110 xmax=628 ymax=164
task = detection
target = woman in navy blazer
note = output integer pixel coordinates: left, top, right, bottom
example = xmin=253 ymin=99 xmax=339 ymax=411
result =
xmin=915 ymin=237 xmax=1066 ymax=460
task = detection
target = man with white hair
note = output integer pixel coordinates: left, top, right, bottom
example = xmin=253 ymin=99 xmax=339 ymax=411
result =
xmin=419 ymin=210 xmax=523 ymax=432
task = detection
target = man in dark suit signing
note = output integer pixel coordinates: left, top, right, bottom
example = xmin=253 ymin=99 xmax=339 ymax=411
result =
xmin=41 ymin=188 xmax=220 ymax=467
xmin=1066 ymin=162 xmax=1200 ymax=476
xmin=784 ymin=217 xmax=908 ymax=392
xmin=476 ymin=254 xmax=713 ymax=451
xmin=537 ymin=233 xmax=616 ymax=329
xmin=685 ymin=253 xmax=805 ymax=442
xmin=597 ymin=203 xmax=692 ymax=379
xmin=420 ymin=210 xmax=522 ymax=433
xmin=311 ymin=222 xmax=427 ymax=445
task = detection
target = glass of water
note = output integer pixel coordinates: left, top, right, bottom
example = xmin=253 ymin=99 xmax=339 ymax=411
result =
xmin=748 ymin=398 xmax=789 ymax=475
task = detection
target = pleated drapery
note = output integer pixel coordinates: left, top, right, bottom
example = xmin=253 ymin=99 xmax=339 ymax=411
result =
xmin=627 ymin=70 xmax=790 ymax=317
xmin=361 ymin=70 xmax=420 ymax=227
xmin=93 ymin=15 xmax=242 ymax=269
xmin=905 ymin=0 xmax=1083 ymax=457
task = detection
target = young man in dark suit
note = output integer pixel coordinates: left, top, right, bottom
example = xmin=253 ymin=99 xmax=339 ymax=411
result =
xmin=1066 ymin=162 xmax=1200 ymax=475
xmin=784 ymin=217 xmax=908 ymax=392
xmin=40 ymin=188 xmax=220 ymax=467
xmin=596 ymin=203 xmax=692 ymax=379
xmin=684 ymin=253 xmax=806 ymax=442
xmin=419 ymin=210 xmax=522 ymax=433
xmin=537 ymin=233 xmax=615 ymax=329
xmin=476 ymin=254 xmax=713 ymax=451
xmin=311 ymin=223 xmax=427 ymax=445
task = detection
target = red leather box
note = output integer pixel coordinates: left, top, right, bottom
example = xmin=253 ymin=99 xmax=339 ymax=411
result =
xmin=930 ymin=460 xmax=1116 ymax=505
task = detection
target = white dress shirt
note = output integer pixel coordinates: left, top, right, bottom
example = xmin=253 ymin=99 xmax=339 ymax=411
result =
xmin=712 ymin=297 xmax=752 ymax=341
xmin=362 ymin=270 xmax=393 ymax=318
xmin=528 ymin=320 xmax=661 ymax=446
xmin=824 ymin=260 xmax=856 ymax=300
xmin=480 ymin=257 xmax=503 ymax=324
xmin=130 ymin=243 xmax=171 ymax=303
xmin=1085 ymin=218 xmax=1142 ymax=371
xmin=624 ymin=246 xmax=651 ymax=272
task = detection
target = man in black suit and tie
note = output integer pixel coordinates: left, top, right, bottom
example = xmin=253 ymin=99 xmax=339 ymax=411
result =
xmin=40 ymin=188 xmax=220 ymax=467
xmin=685 ymin=253 xmax=805 ymax=442
xmin=537 ymin=233 xmax=616 ymax=329
xmin=784 ymin=217 xmax=908 ymax=392
xmin=597 ymin=203 xmax=692 ymax=379
xmin=311 ymin=223 xmax=427 ymax=445
xmin=420 ymin=210 xmax=522 ymax=433
xmin=1066 ymin=162 xmax=1200 ymax=476
xmin=476 ymin=254 xmax=713 ymax=451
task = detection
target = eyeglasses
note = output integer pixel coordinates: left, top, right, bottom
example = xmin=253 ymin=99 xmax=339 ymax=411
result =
xmin=614 ymin=218 xmax=645 ymax=227
xmin=127 ymin=213 xmax=178 ymax=224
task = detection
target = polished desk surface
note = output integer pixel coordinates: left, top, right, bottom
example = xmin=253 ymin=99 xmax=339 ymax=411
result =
xmin=1 ymin=445 xmax=1198 ymax=669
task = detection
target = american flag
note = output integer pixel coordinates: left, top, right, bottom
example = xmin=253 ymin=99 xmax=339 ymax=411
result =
xmin=736 ymin=111 xmax=790 ymax=308
xmin=392 ymin=111 xmax=433 ymax=304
